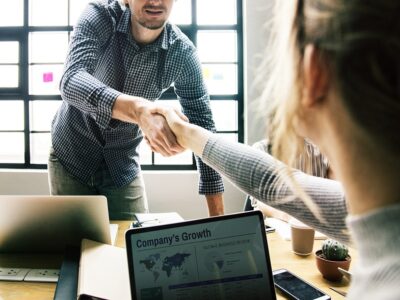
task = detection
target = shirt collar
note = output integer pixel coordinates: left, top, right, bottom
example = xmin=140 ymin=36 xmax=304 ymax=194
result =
xmin=116 ymin=7 xmax=130 ymax=34
xmin=159 ymin=25 xmax=170 ymax=50
xmin=116 ymin=8 xmax=171 ymax=51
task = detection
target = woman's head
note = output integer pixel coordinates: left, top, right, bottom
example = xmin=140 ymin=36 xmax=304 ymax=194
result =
xmin=269 ymin=0 xmax=400 ymax=166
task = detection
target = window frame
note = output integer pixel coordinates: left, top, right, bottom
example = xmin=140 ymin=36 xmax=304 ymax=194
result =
xmin=0 ymin=0 xmax=244 ymax=170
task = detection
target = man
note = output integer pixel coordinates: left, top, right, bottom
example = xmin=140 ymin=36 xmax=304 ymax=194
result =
xmin=48 ymin=0 xmax=224 ymax=219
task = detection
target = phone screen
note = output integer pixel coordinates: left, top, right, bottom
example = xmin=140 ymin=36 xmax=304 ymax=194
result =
xmin=273 ymin=270 xmax=328 ymax=300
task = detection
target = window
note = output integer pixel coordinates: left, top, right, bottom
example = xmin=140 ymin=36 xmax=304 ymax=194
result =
xmin=0 ymin=0 xmax=243 ymax=170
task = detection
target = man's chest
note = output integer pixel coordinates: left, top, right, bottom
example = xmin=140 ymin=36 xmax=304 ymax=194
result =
xmin=96 ymin=36 xmax=180 ymax=100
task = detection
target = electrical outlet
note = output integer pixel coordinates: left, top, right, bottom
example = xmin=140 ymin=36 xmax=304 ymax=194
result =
xmin=24 ymin=269 xmax=60 ymax=282
xmin=0 ymin=268 xmax=30 ymax=281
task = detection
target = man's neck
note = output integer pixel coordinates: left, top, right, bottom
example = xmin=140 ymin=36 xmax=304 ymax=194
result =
xmin=131 ymin=20 xmax=164 ymax=45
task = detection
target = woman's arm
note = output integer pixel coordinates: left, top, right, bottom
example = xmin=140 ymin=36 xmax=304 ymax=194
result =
xmin=154 ymin=107 xmax=350 ymax=244
xmin=203 ymin=136 xmax=349 ymax=244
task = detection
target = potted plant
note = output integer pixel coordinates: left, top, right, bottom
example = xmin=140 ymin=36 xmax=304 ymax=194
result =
xmin=315 ymin=239 xmax=351 ymax=281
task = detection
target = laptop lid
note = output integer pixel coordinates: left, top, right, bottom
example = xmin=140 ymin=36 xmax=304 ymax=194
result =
xmin=0 ymin=195 xmax=111 ymax=253
xmin=125 ymin=211 xmax=276 ymax=300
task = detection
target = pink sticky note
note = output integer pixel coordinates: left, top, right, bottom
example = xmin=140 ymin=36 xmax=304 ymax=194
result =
xmin=43 ymin=72 xmax=53 ymax=83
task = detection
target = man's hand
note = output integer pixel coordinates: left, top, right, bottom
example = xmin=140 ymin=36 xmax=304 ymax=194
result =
xmin=206 ymin=193 xmax=224 ymax=216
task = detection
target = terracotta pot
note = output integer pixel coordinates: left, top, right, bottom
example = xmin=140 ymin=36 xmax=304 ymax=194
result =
xmin=315 ymin=250 xmax=351 ymax=282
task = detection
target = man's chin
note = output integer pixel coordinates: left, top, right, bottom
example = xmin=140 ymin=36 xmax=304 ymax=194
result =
xmin=139 ymin=20 xmax=166 ymax=30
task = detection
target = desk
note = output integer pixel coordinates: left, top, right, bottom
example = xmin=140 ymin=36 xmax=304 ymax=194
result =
xmin=267 ymin=232 xmax=353 ymax=299
xmin=0 ymin=221 xmax=354 ymax=300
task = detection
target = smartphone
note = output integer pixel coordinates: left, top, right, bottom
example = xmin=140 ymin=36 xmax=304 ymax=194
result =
xmin=265 ymin=224 xmax=276 ymax=233
xmin=273 ymin=269 xmax=331 ymax=300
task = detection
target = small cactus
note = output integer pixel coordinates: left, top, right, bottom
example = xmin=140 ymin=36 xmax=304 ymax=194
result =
xmin=322 ymin=239 xmax=348 ymax=261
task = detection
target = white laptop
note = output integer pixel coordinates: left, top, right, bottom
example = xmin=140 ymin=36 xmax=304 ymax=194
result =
xmin=0 ymin=195 xmax=111 ymax=253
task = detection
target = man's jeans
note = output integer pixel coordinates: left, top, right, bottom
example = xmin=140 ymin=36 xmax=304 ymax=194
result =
xmin=48 ymin=148 xmax=148 ymax=220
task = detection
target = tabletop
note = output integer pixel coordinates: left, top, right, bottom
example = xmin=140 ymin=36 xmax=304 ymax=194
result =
xmin=0 ymin=221 xmax=354 ymax=300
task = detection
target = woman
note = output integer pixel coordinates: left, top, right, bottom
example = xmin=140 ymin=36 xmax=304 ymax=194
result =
xmin=154 ymin=0 xmax=400 ymax=298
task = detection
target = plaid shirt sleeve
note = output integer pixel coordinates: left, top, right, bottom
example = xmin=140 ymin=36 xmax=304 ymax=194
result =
xmin=175 ymin=49 xmax=224 ymax=195
xmin=59 ymin=3 xmax=122 ymax=129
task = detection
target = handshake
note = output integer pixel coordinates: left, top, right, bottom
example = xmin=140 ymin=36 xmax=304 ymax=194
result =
xmin=139 ymin=102 xmax=190 ymax=157
xmin=112 ymin=94 xmax=212 ymax=158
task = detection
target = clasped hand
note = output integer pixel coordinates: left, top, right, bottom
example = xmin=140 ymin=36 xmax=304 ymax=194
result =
xmin=140 ymin=103 xmax=189 ymax=157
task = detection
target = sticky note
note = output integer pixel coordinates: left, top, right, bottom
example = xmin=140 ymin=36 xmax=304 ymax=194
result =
xmin=203 ymin=67 xmax=210 ymax=79
xmin=43 ymin=72 xmax=53 ymax=83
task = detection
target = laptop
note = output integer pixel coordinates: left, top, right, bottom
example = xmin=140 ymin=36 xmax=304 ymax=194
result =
xmin=125 ymin=210 xmax=277 ymax=300
xmin=0 ymin=195 xmax=111 ymax=253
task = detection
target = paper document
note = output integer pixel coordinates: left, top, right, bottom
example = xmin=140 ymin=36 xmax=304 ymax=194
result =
xmin=110 ymin=224 xmax=118 ymax=245
xmin=265 ymin=217 xmax=326 ymax=240
xmin=78 ymin=239 xmax=130 ymax=300
xmin=132 ymin=212 xmax=184 ymax=228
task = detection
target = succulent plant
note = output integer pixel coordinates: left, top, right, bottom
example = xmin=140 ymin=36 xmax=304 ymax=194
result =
xmin=321 ymin=239 xmax=349 ymax=261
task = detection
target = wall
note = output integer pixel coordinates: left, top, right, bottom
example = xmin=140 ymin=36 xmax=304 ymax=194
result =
xmin=0 ymin=170 xmax=245 ymax=220
xmin=244 ymin=0 xmax=274 ymax=145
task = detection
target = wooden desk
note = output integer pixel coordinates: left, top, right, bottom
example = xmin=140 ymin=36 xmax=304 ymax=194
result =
xmin=0 ymin=221 xmax=353 ymax=300
xmin=267 ymin=233 xmax=353 ymax=299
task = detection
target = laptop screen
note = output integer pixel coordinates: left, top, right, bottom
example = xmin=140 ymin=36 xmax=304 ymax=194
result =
xmin=125 ymin=211 xmax=276 ymax=300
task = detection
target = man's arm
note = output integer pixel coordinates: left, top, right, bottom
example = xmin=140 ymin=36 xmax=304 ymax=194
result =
xmin=206 ymin=193 xmax=224 ymax=216
xmin=174 ymin=48 xmax=225 ymax=215
xmin=59 ymin=3 xmax=122 ymax=129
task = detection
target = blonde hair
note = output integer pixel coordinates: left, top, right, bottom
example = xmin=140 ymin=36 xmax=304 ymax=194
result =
xmin=259 ymin=0 xmax=400 ymax=220
xmin=269 ymin=0 xmax=400 ymax=164
xmin=261 ymin=0 xmax=304 ymax=168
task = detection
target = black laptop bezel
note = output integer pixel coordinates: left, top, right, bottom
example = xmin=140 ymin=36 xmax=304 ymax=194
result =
xmin=125 ymin=210 xmax=277 ymax=300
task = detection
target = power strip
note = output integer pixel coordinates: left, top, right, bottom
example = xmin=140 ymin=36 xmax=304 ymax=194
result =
xmin=0 ymin=268 xmax=30 ymax=281
xmin=24 ymin=269 xmax=59 ymax=282
xmin=0 ymin=268 xmax=59 ymax=282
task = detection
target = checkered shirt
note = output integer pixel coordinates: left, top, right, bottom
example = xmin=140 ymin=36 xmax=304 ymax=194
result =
xmin=51 ymin=0 xmax=224 ymax=194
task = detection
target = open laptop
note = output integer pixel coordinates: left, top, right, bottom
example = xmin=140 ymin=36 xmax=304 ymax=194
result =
xmin=0 ymin=195 xmax=111 ymax=253
xmin=125 ymin=210 xmax=277 ymax=300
